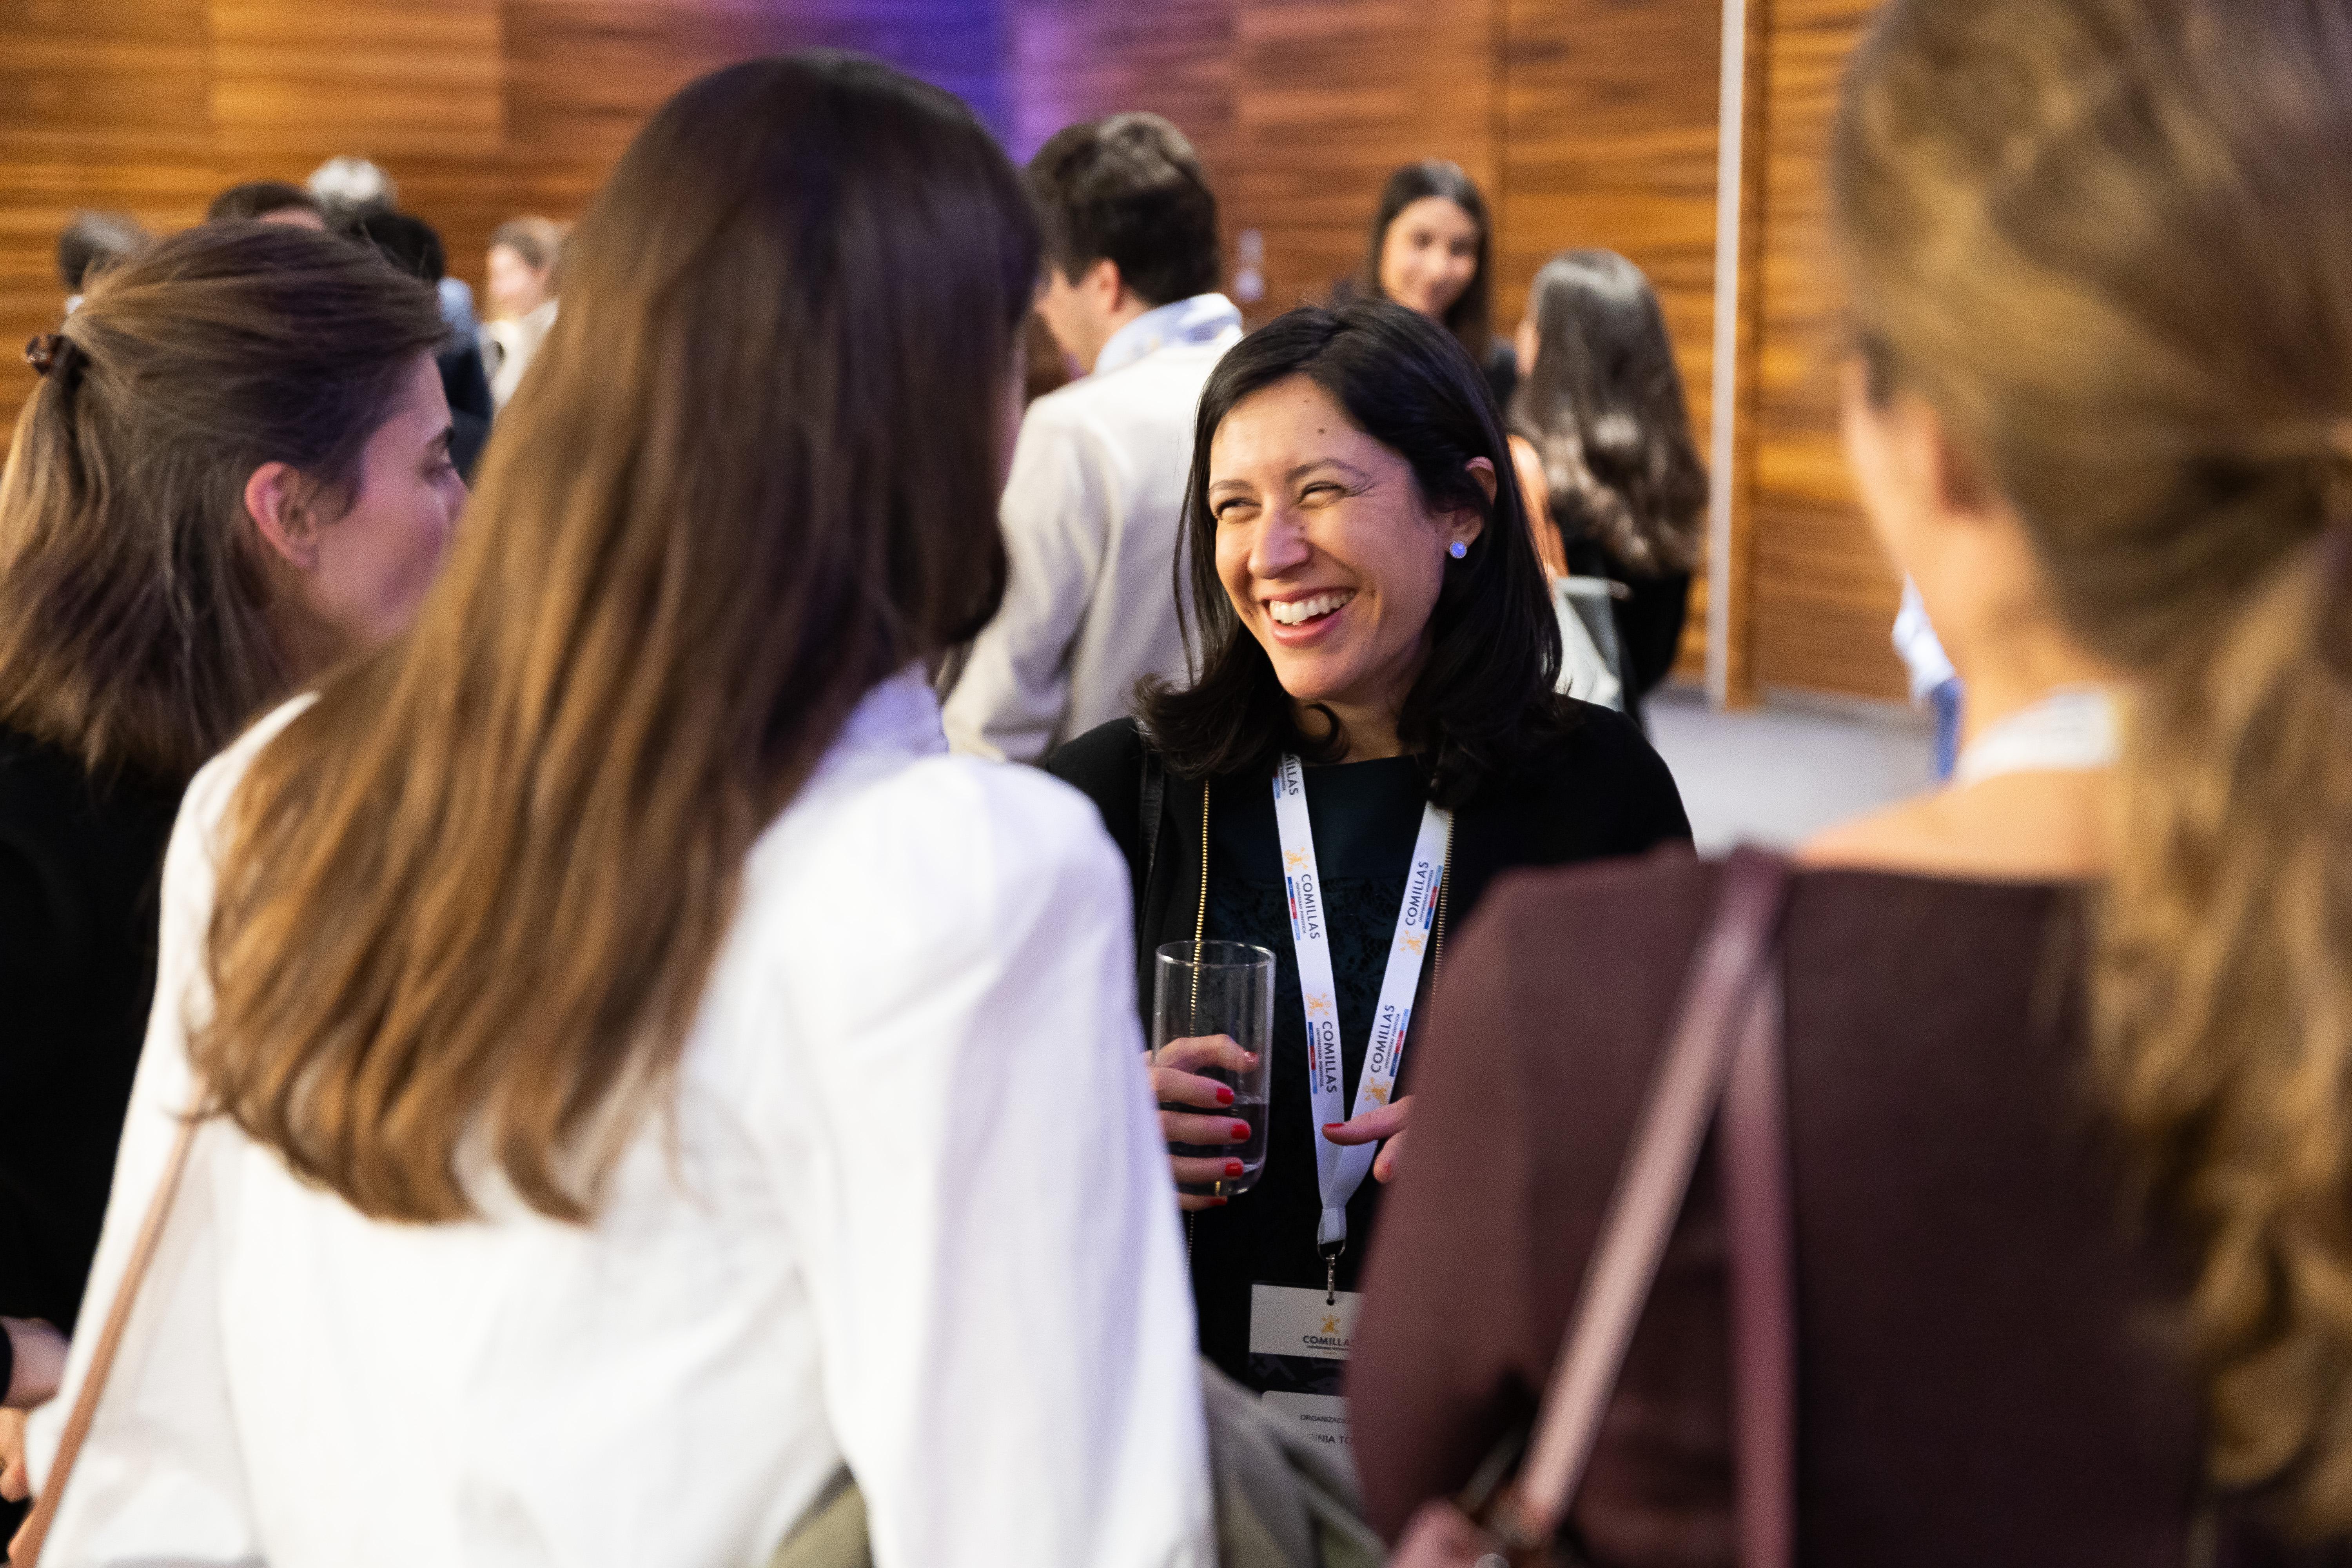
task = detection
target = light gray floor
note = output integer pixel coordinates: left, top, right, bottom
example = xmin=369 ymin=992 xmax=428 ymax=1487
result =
xmin=1644 ymin=686 xmax=1937 ymax=852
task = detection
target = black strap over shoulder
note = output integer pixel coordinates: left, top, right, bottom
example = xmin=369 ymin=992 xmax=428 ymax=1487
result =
xmin=1138 ymin=739 xmax=1168 ymax=910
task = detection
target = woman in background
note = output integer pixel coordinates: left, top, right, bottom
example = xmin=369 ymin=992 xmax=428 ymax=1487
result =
xmin=1359 ymin=162 xmax=1517 ymax=411
xmin=0 ymin=223 xmax=457 ymax=1525
xmin=1509 ymin=250 xmax=1707 ymax=728
xmin=21 ymin=55 xmax=1209 ymax=1567
xmin=483 ymin=215 xmax=564 ymax=410
xmin=1354 ymin=0 xmax=2352 ymax=1560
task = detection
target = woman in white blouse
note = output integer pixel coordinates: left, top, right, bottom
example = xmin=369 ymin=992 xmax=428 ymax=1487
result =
xmin=20 ymin=54 xmax=1212 ymax=1568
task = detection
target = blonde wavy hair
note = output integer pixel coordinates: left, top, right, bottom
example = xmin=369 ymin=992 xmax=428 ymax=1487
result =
xmin=1837 ymin=0 xmax=2352 ymax=1528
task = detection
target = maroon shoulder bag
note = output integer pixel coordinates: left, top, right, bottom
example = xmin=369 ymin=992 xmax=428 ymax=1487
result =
xmin=1391 ymin=846 xmax=1797 ymax=1568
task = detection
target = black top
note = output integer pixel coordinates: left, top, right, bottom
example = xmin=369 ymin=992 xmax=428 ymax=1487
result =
xmin=1198 ymin=755 xmax=1426 ymax=1391
xmin=438 ymin=340 xmax=494 ymax=483
xmin=1564 ymin=536 xmax=1691 ymax=730
xmin=0 ymin=725 xmax=181 ymax=1379
xmin=1045 ymin=708 xmax=1691 ymax=1388
xmin=1483 ymin=339 xmax=1519 ymax=421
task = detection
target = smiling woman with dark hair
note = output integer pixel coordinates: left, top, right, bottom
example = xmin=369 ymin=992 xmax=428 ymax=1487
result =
xmin=1047 ymin=297 xmax=1688 ymax=1431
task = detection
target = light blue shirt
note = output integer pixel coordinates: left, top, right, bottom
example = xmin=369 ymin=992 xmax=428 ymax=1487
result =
xmin=1093 ymin=292 xmax=1243 ymax=377
xmin=437 ymin=276 xmax=477 ymax=340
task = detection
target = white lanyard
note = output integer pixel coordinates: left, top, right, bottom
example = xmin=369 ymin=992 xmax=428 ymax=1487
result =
xmin=1953 ymin=685 xmax=2120 ymax=786
xmin=1271 ymin=754 xmax=1451 ymax=1266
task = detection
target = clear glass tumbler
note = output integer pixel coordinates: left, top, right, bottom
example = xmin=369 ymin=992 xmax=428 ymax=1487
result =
xmin=1152 ymin=939 xmax=1277 ymax=1200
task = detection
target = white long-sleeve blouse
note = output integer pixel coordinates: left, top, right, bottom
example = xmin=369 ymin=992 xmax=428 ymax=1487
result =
xmin=26 ymin=672 xmax=1215 ymax=1568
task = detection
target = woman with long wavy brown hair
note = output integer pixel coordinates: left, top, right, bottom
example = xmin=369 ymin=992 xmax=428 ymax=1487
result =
xmin=20 ymin=55 xmax=1212 ymax=1566
xmin=1353 ymin=0 xmax=2352 ymax=1559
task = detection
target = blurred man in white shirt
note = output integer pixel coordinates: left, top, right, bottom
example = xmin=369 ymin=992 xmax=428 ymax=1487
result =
xmin=943 ymin=114 xmax=1242 ymax=762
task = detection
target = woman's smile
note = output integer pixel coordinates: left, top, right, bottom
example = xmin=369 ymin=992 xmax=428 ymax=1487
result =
xmin=1264 ymin=588 xmax=1358 ymax=639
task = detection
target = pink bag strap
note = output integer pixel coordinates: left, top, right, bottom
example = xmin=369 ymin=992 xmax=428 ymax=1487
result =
xmin=1723 ymin=966 xmax=1795 ymax=1568
xmin=1492 ymin=846 xmax=1795 ymax=1563
xmin=10 ymin=1115 xmax=202 ymax=1567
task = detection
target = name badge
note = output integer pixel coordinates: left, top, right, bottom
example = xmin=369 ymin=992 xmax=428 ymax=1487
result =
xmin=1249 ymin=1284 xmax=1362 ymax=1449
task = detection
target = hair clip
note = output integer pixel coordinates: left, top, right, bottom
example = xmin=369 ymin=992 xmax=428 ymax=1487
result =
xmin=22 ymin=334 xmax=64 ymax=376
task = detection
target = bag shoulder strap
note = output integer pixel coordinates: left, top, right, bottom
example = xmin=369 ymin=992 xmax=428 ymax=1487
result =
xmin=1495 ymin=846 xmax=1795 ymax=1557
xmin=1138 ymin=735 xmax=1168 ymax=912
xmin=1723 ymin=967 xmax=1794 ymax=1568
xmin=11 ymin=1115 xmax=202 ymax=1566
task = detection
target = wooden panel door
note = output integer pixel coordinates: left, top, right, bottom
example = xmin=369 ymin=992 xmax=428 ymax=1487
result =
xmin=1745 ymin=0 xmax=1904 ymax=699
xmin=1498 ymin=0 xmax=1723 ymax=682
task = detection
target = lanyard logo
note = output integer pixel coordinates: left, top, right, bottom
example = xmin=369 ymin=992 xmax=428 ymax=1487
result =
xmin=1407 ymin=859 xmax=1440 ymax=929
xmin=1286 ymin=870 xmax=1323 ymax=941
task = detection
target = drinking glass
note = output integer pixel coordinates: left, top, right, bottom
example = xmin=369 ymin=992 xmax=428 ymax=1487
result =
xmin=1152 ymin=940 xmax=1277 ymax=1200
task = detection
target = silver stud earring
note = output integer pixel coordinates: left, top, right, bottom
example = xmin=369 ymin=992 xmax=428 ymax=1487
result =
xmin=1448 ymin=540 xmax=1468 ymax=559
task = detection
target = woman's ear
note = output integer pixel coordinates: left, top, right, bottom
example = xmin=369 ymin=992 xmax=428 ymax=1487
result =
xmin=1466 ymin=455 xmax=1499 ymax=505
xmin=244 ymin=461 xmax=317 ymax=572
xmin=1929 ymin=416 xmax=1997 ymax=519
xmin=1448 ymin=456 xmax=1496 ymax=549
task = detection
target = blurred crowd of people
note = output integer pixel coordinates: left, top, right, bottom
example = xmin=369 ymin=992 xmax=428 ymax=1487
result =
xmin=4 ymin=0 xmax=2350 ymax=1563
xmin=51 ymin=160 xmax=570 ymax=485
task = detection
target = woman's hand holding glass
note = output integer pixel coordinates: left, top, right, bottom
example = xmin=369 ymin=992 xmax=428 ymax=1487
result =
xmin=1151 ymin=941 xmax=1276 ymax=1210
xmin=1151 ymin=1033 xmax=1264 ymax=1210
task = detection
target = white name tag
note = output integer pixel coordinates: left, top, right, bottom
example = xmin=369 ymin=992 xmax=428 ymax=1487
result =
xmin=1261 ymin=1391 xmax=1352 ymax=1449
xmin=1248 ymin=1283 xmax=1363 ymax=1363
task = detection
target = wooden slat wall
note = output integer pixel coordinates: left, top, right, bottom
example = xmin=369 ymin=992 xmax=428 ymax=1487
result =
xmin=2 ymin=0 xmax=1909 ymax=701
xmin=1007 ymin=0 xmax=1235 ymax=169
xmin=1005 ymin=0 xmax=1497 ymax=327
xmin=1746 ymin=0 xmax=1903 ymax=698
xmin=1227 ymin=0 xmax=1497 ymax=319
xmin=0 ymin=2 xmax=217 ymax=440
xmin=1496 ymin=0 xmax=1722 ymax=681
xmin=0 ymin=0 xmax=1005 ymax=436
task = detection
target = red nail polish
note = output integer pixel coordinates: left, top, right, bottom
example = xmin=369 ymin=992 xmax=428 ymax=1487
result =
xmin=1230 ymin=1120 xmax=1251 ymax=1141
xmin=1211 ymin=1196 xmax=1228 ymax=1207
xmin=1225 ymin=1160 xmax=1244 ymax=1177
xmin=1215 ymin=1085 xmax=1235 ymax=1105
xmin=1323 ymin=1122 xmax=1344 ymax=1134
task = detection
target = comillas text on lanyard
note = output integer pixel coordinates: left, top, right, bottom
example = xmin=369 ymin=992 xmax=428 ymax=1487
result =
xmin=1271 ymin=753 xmax=1451 ymax=1299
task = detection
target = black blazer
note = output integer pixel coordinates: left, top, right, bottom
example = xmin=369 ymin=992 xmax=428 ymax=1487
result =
xmin=0 ymin=727 xmax=180 ymax=1357
xmin=1044 ymin=708 xmax=1694 ymax=1028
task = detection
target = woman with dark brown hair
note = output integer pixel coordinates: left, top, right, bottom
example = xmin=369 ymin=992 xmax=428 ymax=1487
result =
xmin=18 ymin=55 xmax=1211 ymax=1567
xmin=0 ymin=219 xmax=457 ymax=1512
xmin=1047 ymin=299 xmax=1687 ymax=1449
xmin=1358 ymin=163 xmax=1516 ymax=412
xmin=1354 ymin=0 xmax=2352 ymax=1561
xmin=1508 ymin=250 xmax=1708 ymax=729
